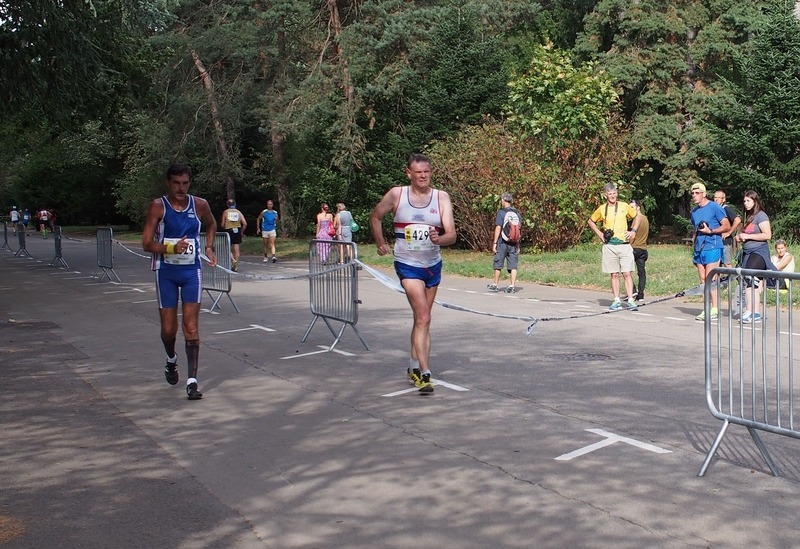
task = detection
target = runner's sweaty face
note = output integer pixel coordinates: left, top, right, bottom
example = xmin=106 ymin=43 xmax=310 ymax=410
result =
xmin=167 ymin=174 xmax=191 ymax=200
xmin=406 ymin=161 xmax=432 ymax=188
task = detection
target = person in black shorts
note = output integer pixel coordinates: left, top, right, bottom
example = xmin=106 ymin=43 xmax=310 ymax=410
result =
xmin=220 ymin=199 xmax=247 ymax=271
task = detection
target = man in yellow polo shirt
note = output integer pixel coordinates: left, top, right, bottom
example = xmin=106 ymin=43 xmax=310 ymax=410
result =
xmin=588 ymin=183 xmax=641 ymax=311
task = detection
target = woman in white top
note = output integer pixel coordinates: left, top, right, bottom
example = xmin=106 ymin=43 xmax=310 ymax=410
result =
xmin=771 ymin=239 xmax=795 ymax=273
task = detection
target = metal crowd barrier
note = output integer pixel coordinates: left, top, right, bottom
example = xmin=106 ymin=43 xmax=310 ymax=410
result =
xmin=199 ymin=231 xmax=239 ymax=313
xmin=49 ymin=226 xmax=69 ymax=268
xmin=699 ymin=266 xmax=800 ymax=477
xmin=302 ymin=240 xmax=369 ymax=351
xmin=14 ymin=226 xmax=32 ymax=258
xmin=92 ymin=227 xmax=121 ymax=282
xmin=1 ymin=222 xmax=11 ymax=251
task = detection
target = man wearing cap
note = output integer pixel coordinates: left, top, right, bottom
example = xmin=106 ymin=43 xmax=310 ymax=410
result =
xmin=690 ymin=182 xmax=730 ymax=321
xmin=9 ymin=206 xmax=19 ymax=235
xmin=588 ymin=182 xmax=641 ymax=311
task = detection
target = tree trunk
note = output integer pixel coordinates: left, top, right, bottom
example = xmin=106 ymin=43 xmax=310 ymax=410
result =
xmin=326 ymin=0 xmax=354 ymax=106
xmin=190 ymin=49 xmax=236 ymax=200
xmin=260 ymin=17 xmax=297 ymax=236
xmin=323 ymin=0 xmax=363 ymax=168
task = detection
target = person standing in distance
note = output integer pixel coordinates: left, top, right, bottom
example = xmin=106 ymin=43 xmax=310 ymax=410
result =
xmin=487 ymin=192 xmax=520 ymax=293
xmin=713 ymin=190 xmax=741 ymax=268
xmin=369 ymin=153 xmax=456 ymax=393
xmin=333 ymin=203 xmax=354 ymax=263
xmin=629 ymin=199 xmax=649 ymax=303
xmin=142 ymin=163 xmax=218 ymax=400
xmin=690 ymin=183 xmax=730 ymax=322
xmin=736 ymin=190 xmax=775 ymax=323
xmin=587 ymin=183 xmax=641 ymax=311
xmin=220 ymin=199 xmax=247 ymax=272
xmin=256 ymin=199 xmax=279 ymax=263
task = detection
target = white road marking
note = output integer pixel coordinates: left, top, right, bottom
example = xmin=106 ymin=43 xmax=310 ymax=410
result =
xmin=555 ymin=428 xmax=671 ymax=461
xmin=103 ymin=287 xmax=146 ymax=294
xmin=280 ymin=345 xmax=355 ymax=359
xmin=214 ymin=324 xmax=276 ymax=335
xmin=382 ymin=378 xmax=468 ymax=396
xmin=133 ymin=299 xmax=157 ymax=304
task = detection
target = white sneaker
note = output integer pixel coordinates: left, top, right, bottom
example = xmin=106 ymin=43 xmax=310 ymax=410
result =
xmin=263 ymin=257 xmax=269 ymax=262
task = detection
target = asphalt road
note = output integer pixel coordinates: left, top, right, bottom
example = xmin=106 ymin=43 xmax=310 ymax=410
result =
xmin=2 ymin=230 xmax=800 ymax=548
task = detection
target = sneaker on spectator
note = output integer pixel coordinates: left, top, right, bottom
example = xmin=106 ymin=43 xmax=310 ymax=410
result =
xmin=609 ymin=299 xmax=622 ymax=311
xmin=626 ymin=299 xmax=638 ymax=311
xmin=487 ymin=284 xmax=499 ymax=292
xmin=504 ymin=286 xmax=516 ymax=294
xmin=695 ymin=310 xmax=706 ymax=321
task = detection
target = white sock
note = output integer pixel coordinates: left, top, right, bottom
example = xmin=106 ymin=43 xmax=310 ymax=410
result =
xmin=167 ymin=355 xmax=177 ymax=364
xmin=187 ymin=377 xmax=197 ymax=386
xmin=409 ymin=358 xmax=420 ymax=371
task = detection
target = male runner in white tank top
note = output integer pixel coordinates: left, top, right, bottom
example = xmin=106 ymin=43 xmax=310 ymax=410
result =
xmin=369 ymin=153 xmax=457 ymax=393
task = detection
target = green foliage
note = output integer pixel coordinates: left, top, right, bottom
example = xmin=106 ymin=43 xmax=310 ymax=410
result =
xmin=0 ymin=0 xmax=160 ymax=125
xmin=0 ymin=115 xmax=123 ymax=224
xmin=429 ymin=120 xmax=632 ymax=252
xmin=505 ymin=43 xmax=618 ymax=142
xmin=574 ymin=0 xmax=768 ymax=223
xmin=706 ymin=3 xmax=800 ymax=239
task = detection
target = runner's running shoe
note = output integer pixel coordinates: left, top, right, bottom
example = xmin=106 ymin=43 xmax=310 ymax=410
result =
xmin=407 ymin=367 xmax=421 ymax=386
xmin=186 ymin=382 xmax=203 ymax=400
xmin=487 ymin=284 xmax=499 ymax=292
xmin=164 ymin=362 xmax=179 ymax=385
xmin=417 ymin=372 xmax=434 ymax=394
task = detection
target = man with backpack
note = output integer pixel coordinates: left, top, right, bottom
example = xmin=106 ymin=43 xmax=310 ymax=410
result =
xmin=488 ymin=192 xmax=521 ymax=294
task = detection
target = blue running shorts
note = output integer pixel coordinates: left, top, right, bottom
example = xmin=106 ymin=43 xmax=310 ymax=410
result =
xmin=694 ymin=248 xmax=723 ymax=266
xmin=394 ymin=260 xmax=442 ymax=288
xmin=156 ymin=268 xmax=203 ymax=308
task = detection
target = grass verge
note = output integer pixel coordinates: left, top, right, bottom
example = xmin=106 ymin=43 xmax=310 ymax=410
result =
xmin=96 ymin=230 xmax=796 ymax=304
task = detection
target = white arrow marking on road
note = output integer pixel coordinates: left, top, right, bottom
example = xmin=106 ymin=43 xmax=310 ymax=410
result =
xmin=103 ymin=287 xmax=146 ymax=294
xmin=280 ymin=345 xmax=355 ymax=359
xmin=555 ymin=428 xmax=671 ymax=461
xmin=382 ymin=378 xmax=468 ymax=396
xmin=214 ymin=324 xmax=276 ymax=335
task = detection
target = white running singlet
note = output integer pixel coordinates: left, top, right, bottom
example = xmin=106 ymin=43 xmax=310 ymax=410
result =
xmin=392 ymin=187 xmax=442 ymax=268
